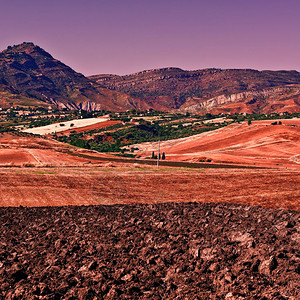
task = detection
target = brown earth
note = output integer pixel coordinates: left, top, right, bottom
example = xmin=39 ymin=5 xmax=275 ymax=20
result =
xmin=0 ymin=203 xmax=299 ymax=299
xmin=0 ymin=167 xmax=299 ymax=210
xmin=134 ymin=119 xmax=300 ymax=169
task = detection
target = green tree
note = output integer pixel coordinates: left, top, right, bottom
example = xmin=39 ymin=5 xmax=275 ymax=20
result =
xmin=162 ymin=152 xmax=166 ymax=160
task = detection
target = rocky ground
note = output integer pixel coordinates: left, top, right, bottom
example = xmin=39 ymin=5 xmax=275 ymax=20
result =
xmin=0 ymin=203 xmax=299 ymax=299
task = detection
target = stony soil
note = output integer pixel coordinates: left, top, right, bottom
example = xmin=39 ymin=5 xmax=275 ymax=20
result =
xmin=0 ymin=203 xmax=299 ymax=299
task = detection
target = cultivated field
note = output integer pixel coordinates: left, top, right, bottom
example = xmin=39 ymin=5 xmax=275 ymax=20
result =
xmin=23 ymin=117 xmax=109 ymax=135
xmin=0 ymin=133 xmax=106 ymax=166
xmin=134 ymin=119 xmax=300 ymax=169
xmin=0 ymin=125 xmax=299 ymax=299
xmin=0 ymin=167 xmax=299 ymax=210
xmin=1 ymin=203 xmax=298 ymax=299
xmin=56 ymin=120 xmax=121 ymax=136
xmin=0 ymin=131 xmax=299 ymax=209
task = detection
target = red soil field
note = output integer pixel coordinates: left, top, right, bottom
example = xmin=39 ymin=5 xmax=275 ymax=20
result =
xmin=56 ymin=120 xmax=121 ymax=136
xmin=0 ymin=132 xmax=298 ymax=300
xmin=0 ymin=133 xmax=105 ymax=166
xmin=0 ymin=128 xmax=298 ymax=210
xmin=135 ymin=119 xmax=300 ymax=169
xmin=0 ymin=167 xmax=299 ymax=210
xmin=0 ymin=149 xmax=35 ymax=164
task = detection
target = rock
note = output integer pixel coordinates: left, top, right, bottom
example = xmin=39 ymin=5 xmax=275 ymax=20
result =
xmin=259 ymin=256 xmax=278 ymax=275
xmin=38 ymin=282 xmax=51 ymax=296
xmin=78 ymin=287 xmax=96 ymax=300
xmin=88 ymin=260 xmax=97 ymax=271
xmin=8 ymin=264 xmax=27 ymax=282
xmin=208 ymin=262 xmax=220 ymax=272
xmin=230 ymin=232 xmax=254 ymax=247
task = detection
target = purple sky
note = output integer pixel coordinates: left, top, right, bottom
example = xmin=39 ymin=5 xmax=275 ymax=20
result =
xmin=1 ymin=0 xmax=300 ymax=75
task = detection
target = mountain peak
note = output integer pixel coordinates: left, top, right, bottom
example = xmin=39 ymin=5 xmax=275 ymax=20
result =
xmin=2 ymin=42 xmax=53 ymax=59
xmin=0 ymin=42 xmax=149 ymax=111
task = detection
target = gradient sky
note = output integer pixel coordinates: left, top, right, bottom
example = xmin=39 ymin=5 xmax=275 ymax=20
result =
xmin=1 ymin=0 xmax=300 ymax=75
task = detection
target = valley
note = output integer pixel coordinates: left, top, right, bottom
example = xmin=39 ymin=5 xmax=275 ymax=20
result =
xmin=0 ymin=42 xmax=299 ymax=299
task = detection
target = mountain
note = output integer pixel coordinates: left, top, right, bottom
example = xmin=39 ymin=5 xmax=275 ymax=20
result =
xmin=0 ymin=42 xmax=149 ymax=111
xmin=90 ymin=68 xmax=300 ymax=113
xmin=1 ymin=43 xmax=300 ymax=114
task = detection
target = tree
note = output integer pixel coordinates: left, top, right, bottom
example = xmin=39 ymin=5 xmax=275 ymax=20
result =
xmin=162 ymin=152 xmax=166 ymax=160
xmin=248 ymin=120 xmax=252 ymax=125
xmin=151 ymin=151 xmax=155 ymax=159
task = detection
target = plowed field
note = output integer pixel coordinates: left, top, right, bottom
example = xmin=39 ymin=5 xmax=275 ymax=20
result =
xmin=0 ymin=203 xmax=299 ymax=299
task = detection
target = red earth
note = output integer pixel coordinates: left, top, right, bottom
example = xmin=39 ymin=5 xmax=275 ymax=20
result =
xmin=135 ymin=119 xmax=300 ymax=169
xmin=0 ymin=133 xmax=104 ymax=166
xmin=55 ymin=120 xmax=121 ymax=136
xmin=0 ymin=167 xmax=299 ymax=210
xmin=0 ymin=128 xmax=298 ymax=210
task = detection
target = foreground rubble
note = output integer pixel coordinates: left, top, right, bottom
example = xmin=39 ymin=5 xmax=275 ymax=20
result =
xmin=0 ymin=203 xmax=299 ymax=299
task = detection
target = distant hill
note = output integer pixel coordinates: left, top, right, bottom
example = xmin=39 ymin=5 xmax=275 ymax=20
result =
xmin=1 ymin=43 xmax=299 ymax=113
xmin=0 ymin=42 xmax=149 ymax=111
xmin=90 ymin=68 xmax=300 ymax=113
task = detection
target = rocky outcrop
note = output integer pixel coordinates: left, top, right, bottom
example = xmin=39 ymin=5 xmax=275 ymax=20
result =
xmin=180 ymin=85 xmax=300 ymax=113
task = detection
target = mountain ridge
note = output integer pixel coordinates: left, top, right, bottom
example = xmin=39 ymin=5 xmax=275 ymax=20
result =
xmin=0 ymin=42 xmax=300 ymax=113
xmin=90 ymin=67 xmax=300 ymax=113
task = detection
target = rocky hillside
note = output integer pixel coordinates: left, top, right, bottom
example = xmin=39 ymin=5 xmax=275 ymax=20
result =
xmin=0 ymin=43 xmax=148 ymax=111
xmin=1 ymin=43 xmax=300 ymax=113
xmin=91 ymin=68 xmax=300 ymax=113
xmin=181 ymin=85 xmax=300 ymax=114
